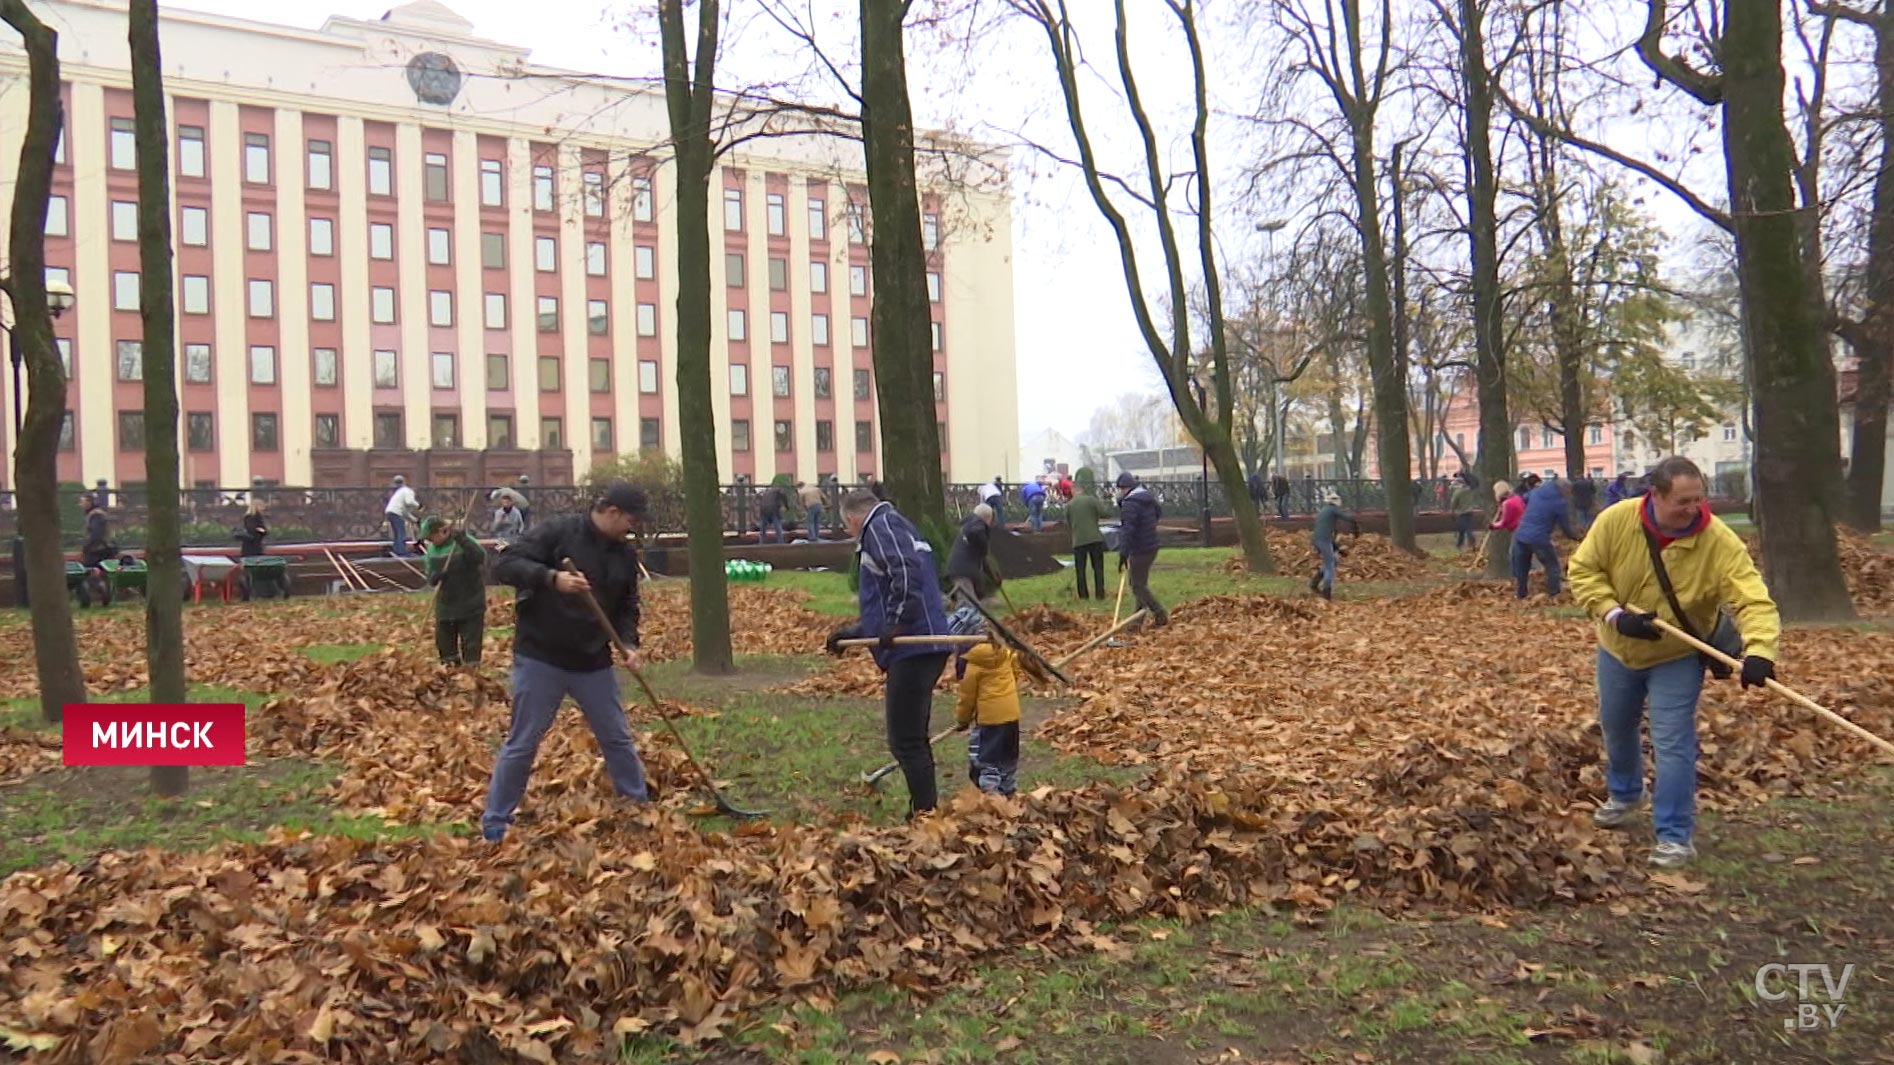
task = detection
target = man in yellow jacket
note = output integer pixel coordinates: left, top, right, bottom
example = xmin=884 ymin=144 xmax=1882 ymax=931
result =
xmin=955 ymin=640 xmax=1023 ymax=795
xmin=1568 ymin=456 xmax=1781 ymax=870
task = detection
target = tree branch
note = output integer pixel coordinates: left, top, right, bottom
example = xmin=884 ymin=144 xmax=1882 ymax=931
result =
xmin=1636 ymin=0 xmax=1723 ymax=104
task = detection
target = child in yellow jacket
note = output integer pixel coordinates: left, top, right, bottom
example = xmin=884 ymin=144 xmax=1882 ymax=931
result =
xmin=955 ymin=641 xmax=1022 ymax=795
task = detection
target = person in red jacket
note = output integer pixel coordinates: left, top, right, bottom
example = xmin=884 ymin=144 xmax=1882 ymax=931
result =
xmin=1490 ymin=481 xmax=1525 ymax=532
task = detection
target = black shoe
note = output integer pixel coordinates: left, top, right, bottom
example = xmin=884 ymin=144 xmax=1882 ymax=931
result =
xmin=1308 ymin=573 xmax=1322 ymax=594
xmin=1321 ymin=585 xmax=1333 ymax=601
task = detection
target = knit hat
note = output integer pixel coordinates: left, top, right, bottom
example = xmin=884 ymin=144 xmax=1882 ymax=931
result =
xmin=418 ymin=516 xmax=448 ymax=538
xmin=1115 ymin=471 xmax=1137 ymax=490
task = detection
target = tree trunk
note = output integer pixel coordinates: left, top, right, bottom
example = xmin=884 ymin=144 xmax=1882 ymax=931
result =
xmin=859 ymin=0 xmax=950 ymax=550
xmin=1349 ymin=128 xmax=1415 ymax=548
xmin=130 ymin=0 xmax=188 ymax=795
xmin=1722 ymin=0 xmax=1855 ymax=620
xmin=1458 ymin=0 xmax=1512 ymax=576
xmin=1842 ymin=11 xmax=1893 ymax=532
xmin=2 ymin=0 xmax=85 ymax=723
xmin=659 ymin=0 xmax=736 ymax=674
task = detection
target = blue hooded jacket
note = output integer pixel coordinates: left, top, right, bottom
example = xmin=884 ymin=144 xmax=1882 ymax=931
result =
xmin=1516 ymin=482 xmax=1579 ymax=546
xmin=852 ymin=501 xmax=953 ymax=669
xmin=1117 ymin=486 xmax=1162 ymax=557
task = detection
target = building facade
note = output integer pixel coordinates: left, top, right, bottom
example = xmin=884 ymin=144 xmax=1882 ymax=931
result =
xmin=0 ymin=0 xmax=1019 ymax=490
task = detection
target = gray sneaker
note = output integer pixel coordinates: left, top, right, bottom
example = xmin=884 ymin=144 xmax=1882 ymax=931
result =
xmin=1649 ymin=841 xmax=1697 ymax=869
xmin=1592 ymin=792 xmax=1646 ymax=828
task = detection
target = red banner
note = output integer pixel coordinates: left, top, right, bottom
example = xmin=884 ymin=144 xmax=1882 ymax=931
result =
xmin=62 ymin=703 xmax=247 ymax=767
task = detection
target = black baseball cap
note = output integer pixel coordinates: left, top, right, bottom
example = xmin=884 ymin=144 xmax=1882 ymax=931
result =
xmin=598 ymin=483 xmax=649 ymax=515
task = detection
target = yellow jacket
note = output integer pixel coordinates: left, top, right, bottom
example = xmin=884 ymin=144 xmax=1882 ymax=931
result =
xmin=955 ymin=643 xmax=1022 ymax=727
xmin=1568 ymin=498 xmax=1781 ymax=670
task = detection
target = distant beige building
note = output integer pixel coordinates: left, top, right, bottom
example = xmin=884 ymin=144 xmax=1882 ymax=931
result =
xmin=0 ymin=0 xmax=1018 ymax=490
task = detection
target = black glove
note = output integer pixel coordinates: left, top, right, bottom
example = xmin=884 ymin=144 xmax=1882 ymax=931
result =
xmin=1612 ymin=609 xmax=1662 ymax=641
xmin=878 ymin=629 xmax=900 ymax=651
xmin=824 ymin=626 xmax=856 ymax=656
xmin=1118 ymin=553 xmax=1128 ymax=572
xmin=1741 ymin=655 xmax=1775 ymax=689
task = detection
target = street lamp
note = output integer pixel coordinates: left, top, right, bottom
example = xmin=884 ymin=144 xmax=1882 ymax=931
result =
xmin=1193 ymin=375 xmax=1212 ymax=548
xmin=7 ymin=274 xmax=74 ymax=437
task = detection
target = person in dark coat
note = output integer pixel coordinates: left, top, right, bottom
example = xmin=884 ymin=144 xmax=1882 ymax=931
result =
xmin=946 ymin=504 xmax=998 ymax=604
xmin=1114 ymin=472 xmax=1167 ymax=626
xmin=1270 ymin=472 xmax=1292 ymax=520
xmin=1247 ymin=471 xmax=1267 ymax=513
xmin=237 ymin=501 xmax=269 ymax=558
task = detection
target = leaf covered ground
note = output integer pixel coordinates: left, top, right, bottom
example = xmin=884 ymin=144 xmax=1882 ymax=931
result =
xmin=0 ymin=541 xmax=1890 ymax=1063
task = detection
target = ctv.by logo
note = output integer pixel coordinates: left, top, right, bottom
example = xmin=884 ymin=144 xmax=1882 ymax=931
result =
xmin=1754 ymin=963 xmax=1856 ymax=1030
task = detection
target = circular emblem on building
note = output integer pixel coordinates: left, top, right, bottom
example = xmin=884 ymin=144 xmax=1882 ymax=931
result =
xmin=405 ymin=52 xmax=463 ymax=105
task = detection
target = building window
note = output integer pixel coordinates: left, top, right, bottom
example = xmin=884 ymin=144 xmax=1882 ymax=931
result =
xmin=310 ymin=283 xmax=336 ymax=321
xmin=727 ymin=252 xmax=745 ymax=287
xmin=482 ymin=232 xmax=506 ymax=269
xmin=182 ymin=275 xmax=210 ymax=315
xmin=184 ymin=343 xmax=212 ymax=384
xmin=589 ymin=358 xmax=611 ymax=393
xmin=423 ymin=152 xmax=449 ymax=201
xmin=846 ymin=199 xmax=866 ymax=243
xmin=849 ymin=265 xmax=868 ymax=297
xmin=851 ymin=317 xmax=869 ymax=347
xmin=931 ymin=321 xmax=943 ymax=352
xmin=538 ymin=356 xmax=561 ymax=392
xmin=927 ymin=272 xmax=941 ymax=302
xmin=533 ymin=165 xmax=554 ymax=211
xmin=427 ymin=227 xmax=451 ymax=265
xmin=542 ymin=416 xmax=564 ymax=449
xmin=484 ymin=293 xmax=507 ymax=330
xmin=923 ymin=212 xmax=940 ymax=250
xmin=771 ymin=312 xmax=789 ymax=344
xmin=1587 ymin=425 xmax=1603 ymax=446
xmin=855 ymin=420 xmax=873 ymax=452
xmin=639 ymin=360 xmax=658 ymax=393
xmin=373 ymin=350 xmax=399 ymax=388
xmin=116 ymin=340 xmax=144 ymax=382
xmin=586 ymin=241 xmax=607 ymax=276
xmin=251 ymin=412 xmax=279 ymax=452
xmin=246 ymin=211 xmax=272 ymax=251
xmin=932 ymin=370 xmax=945 ymax=402
xmin=480 ymin=158 xmax=503 ymax=206
xmin=774 ymin=419 xmax=792 ymax=452
xmin=810 ymin=261 xmax=828 ymax=294
xmin=637 ymin=303 xmax=657 ymax=337
xmin=313 ymin=414 xmax=339 ymax=447
xmin=186 ymin=412 xmax=214 ymax=451
xmin=486 ymin=353 xmax=509 ymax=390
xmin=488 ymin=413 xmax=514 ymax=448
xmin=732 ymin=418 xmax=751 ymax=452
xmin=537 ymin=296 xmax=559 ymax=332
xmin=766 ymin=192 xmax=786 ymax=236
xmin=1540 ymin=427 xmax=1555 ymax=449
xmin=431 ymin=351 xmax=455 ymax=389
xmin=369 ymin=222 xmax=393 ymax=260
xmin=1723 ymin=424 xmax=1739 ymax=442
xmin=309 ymin=217 xmax=334 ymax=256
xmin=374 ymin=411 xmax=403 ymax=448
xmin=591 ymin=416 xmax=614 ymax=452
xmin=812 ymin=314 xmax=830 ymax=347
xmin=429 ymin=290 xmax=454 ymax=327
xmin=853 ymin=368 xmax=871 ymax=400
xmin=640 ymin=417 xmax=660 ymax=450
xmin=772 ymin=365 xmax=791 ymax=397
xmin=58 ymin=411 xmax=75 ymax=451
xmin=372 ymin=287 xmax=396 ymax=324
xmin=177 ymin=125 xmax=205 ymax=177
xmin=247 ymin=280 xmax=274 ymax=318
xmin=1518 ymin=426 xmax=1532 ymax=450
xmin=111 ymin=200 xmax=138 ymax=241
xmin=808 ymin=196 xmax=826 ymax=240
xmin=47 ymin=195 xmax=68 ymax=237
xmin=815 ymin=419 xmax=833 ymax=452
xmin=109 ymin=117 xmax=137 ymax=169
xmin=249 ymin=346 xmax=277 ymax=384
xmin=313 ymin=348 xmax=338 ymax=386
xmin=814 ymin=367 xmax=832 ymax=398
xmin=180 ymin=205 xmax=206 ymax=246
xmin=118 ymin=412 xmax=146 ymax=451
xmin=635 ymin=245 xmax=655 ymax=279
xmin=723 ymin=187 xmax=743 ymax=231
xmin=536 ymin=236 xmax=557 ymax=272
xmin=307 ymin=139 xmax=332 ymax=189
xmin=367 ymin=147 xmax=393 ymax=196
xmin=114 ymin=271 xmax=141 ymax=311
xmin=728 ymin=309 xmax=747 ymax=341
xmin=730 ymin=363 xmax=749 ymax=395
xmin=632 ymin=176 xmax=653 ymax=222
xmin=243 ymin=132 xmax=270 ymax=184
xmin=588 ymin=299 xmax=609 ymax=336
xmin=583 ymin=171 xmax=605 ymax=216
xmin=769 ymin=257 xmax=787 ymax=291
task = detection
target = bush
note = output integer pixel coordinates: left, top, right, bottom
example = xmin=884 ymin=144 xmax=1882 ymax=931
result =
xmin=583 ymin=450 xmax=684 ymax=495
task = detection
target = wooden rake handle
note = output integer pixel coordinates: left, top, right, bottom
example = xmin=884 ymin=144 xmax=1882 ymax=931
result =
xmin=1643 ymin=613 xmax=1894 ymax=758
xmin=1054 ymin=610 xmax=1148 ymax=669
xmin=836 ymin=635 xmax=992 ymax=648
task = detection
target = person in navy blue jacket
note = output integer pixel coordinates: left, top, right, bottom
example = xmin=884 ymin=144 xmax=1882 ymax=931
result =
xmin=824 ymin=489 xmax=955 ymax=815
xmin=1114 ymin=472 xmax=1168 ymax=626
xmin=1512 ymin=477 xmax=1581 ymax=599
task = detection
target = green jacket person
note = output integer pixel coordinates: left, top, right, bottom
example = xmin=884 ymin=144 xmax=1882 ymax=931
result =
xmin=420 ymin=517 xmax=487 ymax=665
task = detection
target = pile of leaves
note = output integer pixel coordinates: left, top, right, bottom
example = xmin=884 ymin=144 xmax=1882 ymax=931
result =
xmin=1835 ymin=530 xmax=1894 ymax=616
xmin=1223 ymin=530 xmax=1433 ymax=583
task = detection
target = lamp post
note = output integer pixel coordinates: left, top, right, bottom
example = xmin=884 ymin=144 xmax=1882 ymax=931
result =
xmin=1193 ymin=376 xmax=1212 ymax=548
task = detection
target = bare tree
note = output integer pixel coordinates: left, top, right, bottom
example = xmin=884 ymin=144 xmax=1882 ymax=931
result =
xmin=1 ymin=0 xmax=85 ymax=722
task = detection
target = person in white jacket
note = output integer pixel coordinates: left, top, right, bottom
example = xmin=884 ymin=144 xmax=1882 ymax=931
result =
xmin=384 ymin=475 xmax=421 ymax=557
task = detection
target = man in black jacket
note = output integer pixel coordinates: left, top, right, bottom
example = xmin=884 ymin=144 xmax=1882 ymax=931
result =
xmin=945 ymin=503 xmax=998 ymax=604
xmin=1115 ymin=472 xmax=1168 ymax=626
xmin=480 ymin=484 xmax=651 ymax=842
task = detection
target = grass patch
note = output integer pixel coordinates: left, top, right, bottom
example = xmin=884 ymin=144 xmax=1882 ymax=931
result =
xmin=2 ymin=683 xmax=276 ymax=733
xmin=299 ymin=642 xmax=382 ymax=664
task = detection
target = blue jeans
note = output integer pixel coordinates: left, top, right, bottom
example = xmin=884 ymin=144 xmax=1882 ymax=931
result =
xmin=1455 ymin=512 xmax=1477 ymax=548
xmin=1315 ymin=537 xmax=1338 ymax=591
xmin=1276 ymin=496 xmax=1290 ymax=520
xmin=1028 ymin=498 xmax=1044 ymax=532
xmin=481 ymin=655 xmax=650 ymax=840
xmin=805 ymin=505 xmax=823 ymax=541
xmin=1510 ymin=539 xmax=1562 ymax=598
xmin=1596 ymin=648 xmax=1704 ymax=844
xmin=761 ymin=511 xmax=784 ymax=543
xmin=387 ymin=513 xmax=410 ymax=556
xmin=967 ymin=721 xmax=1020 ymax=795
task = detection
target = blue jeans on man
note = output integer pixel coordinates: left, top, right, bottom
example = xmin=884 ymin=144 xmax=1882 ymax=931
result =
xmin=1455 ymin=512 xmax=1477 ymax=549
xmin=1027 ymin=498 xmax=1045 ymax=533
xmin=481 ymin=655 xmax=650 ymax=841
xmin=387 ymin=512 xmax=411 ymax=556
xmin=1276 ymin=495 xmax=1290 ymax=520
xmin=805 ymin=505 xmax=824 ymax=541
xmin=1596 ymin=648 xmax=1703 ymax=845
xmin=760 ymin=510 xmax=784 ymax=544
xmin=1315 ymin=537 xmax=1339 ymax=593
xmin=1509 ymin=538 xmax=1561 ymax=598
